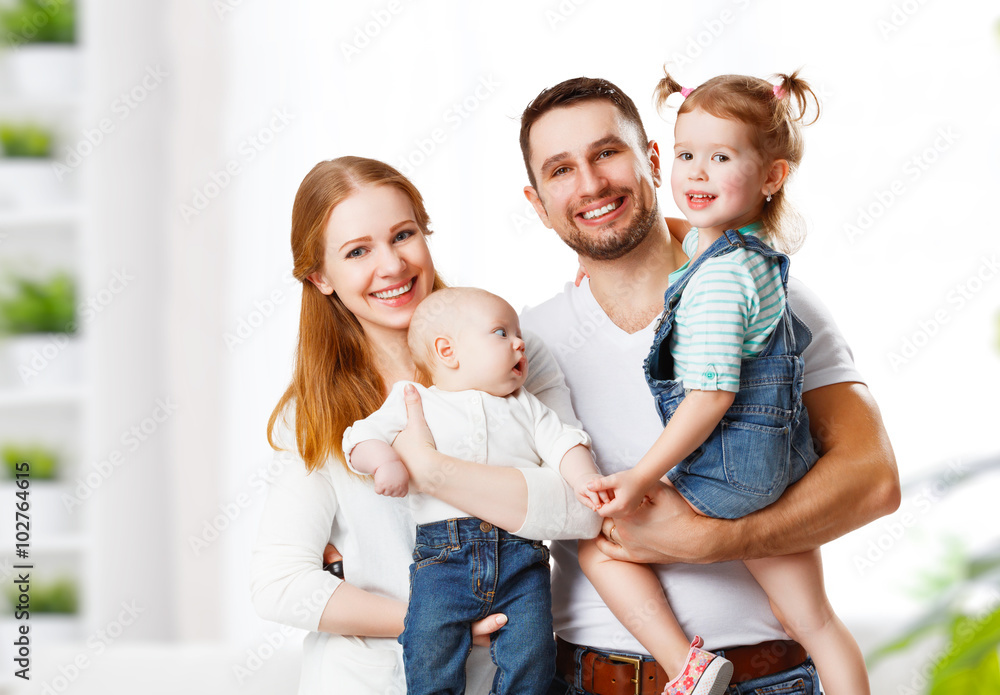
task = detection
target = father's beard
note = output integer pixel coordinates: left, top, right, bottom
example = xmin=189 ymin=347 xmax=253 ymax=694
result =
xmin=558 ymin=188 xmax=660 ymax=262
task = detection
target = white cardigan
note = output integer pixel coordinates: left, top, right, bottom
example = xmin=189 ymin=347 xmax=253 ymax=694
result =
xmin=250 ymin=334 xmax=601 ymax=694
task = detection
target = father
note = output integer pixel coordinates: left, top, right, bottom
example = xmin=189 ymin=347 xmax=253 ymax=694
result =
xmin=516 ymin=78 xmax=899 ymax=694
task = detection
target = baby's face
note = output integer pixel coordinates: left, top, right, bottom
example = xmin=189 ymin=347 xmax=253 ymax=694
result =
xmin=450 ymin=296 xmax=528 ymax=397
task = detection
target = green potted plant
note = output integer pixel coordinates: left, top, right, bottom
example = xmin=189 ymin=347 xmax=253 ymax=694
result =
xmin=1 ymin=441 xmax=75 ymax=535
xmin=3 ymin=576 xmax=78 ymax=614
xmin=0 ymin=271 xmax=80 ymax=389
xmin=2 ymin=442 xmax=59 ymax=479
xmin=1 ymin=0 xmax=79 ymax=99
xmin=0 ymin=272 xmax=76 ymax=334
xmin=0 ymin=120 xmax=67 ymax=209
xmin=0 ymin=122 xmax=54 ymax=157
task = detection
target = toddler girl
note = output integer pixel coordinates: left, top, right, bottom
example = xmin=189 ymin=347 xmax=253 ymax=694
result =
xmin=579 ymin=71 xmax=869 ymax=695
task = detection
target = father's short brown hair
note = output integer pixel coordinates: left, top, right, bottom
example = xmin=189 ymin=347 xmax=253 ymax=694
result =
xmin=519 ymin=77 xmax=650 ymax=189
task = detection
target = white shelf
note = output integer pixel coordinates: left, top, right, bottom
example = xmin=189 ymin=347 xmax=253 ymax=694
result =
xmin=0 ymin=386 xmax=83 ymax=408
xmin=0 ymin=533 xmax=88 ymax=555
xmin=0 ymin=94 xmax=81 ymax=114
xmin=0 ymin=206 xmax=82 ymax=229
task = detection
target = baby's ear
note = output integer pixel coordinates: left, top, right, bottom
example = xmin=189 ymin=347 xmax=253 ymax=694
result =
xmin=433 ymin=336 xmax=459 ymax=369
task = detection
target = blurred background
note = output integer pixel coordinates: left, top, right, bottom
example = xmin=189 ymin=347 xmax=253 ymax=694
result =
xmin=0 ymin=0 xmax=997 ymax=692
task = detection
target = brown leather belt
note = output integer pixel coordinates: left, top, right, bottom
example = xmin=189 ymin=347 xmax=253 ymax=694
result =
xmin=555 ymin=636 xmax=808 ymax=695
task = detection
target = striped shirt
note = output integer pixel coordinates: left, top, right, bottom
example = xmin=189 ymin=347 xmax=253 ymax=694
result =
xmin=668 ymin=224 xmax=785 ymax=392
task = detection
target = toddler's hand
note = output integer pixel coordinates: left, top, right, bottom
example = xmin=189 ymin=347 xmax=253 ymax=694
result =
xmin=574 ymin=472 xmax=611 ymax=511
xmin=588 ymin=470 xmax=649 ymax=517
xmin=373 ymin=460 xmax=409 ymax=497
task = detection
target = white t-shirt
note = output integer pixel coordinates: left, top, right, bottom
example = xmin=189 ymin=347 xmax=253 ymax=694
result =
xmin=343 ymin=381 xmax=591 ymax=526
xmin=520 ymin=276 xmax=863 ymax=652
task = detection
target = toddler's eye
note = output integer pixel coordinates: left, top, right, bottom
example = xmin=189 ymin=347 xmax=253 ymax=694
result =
xmin=712 ymin=154 xmax=729 ymax=163
xmin=493 ymin=328 xmax=508 ymax=338
xmin=677 ymin=153 xmax=692 ymax=161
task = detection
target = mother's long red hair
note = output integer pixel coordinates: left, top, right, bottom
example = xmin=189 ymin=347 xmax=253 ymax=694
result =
xmin=267 ymin=157 xmax=445 ymax=473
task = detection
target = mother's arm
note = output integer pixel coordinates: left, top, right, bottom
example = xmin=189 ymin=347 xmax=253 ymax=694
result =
xmin=251 ymin=424 xmax=507 ymax=642
xmin=249 ymin=443 xmax=402 ymax=635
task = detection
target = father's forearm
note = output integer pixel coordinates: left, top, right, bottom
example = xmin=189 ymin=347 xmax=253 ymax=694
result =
xmin=718 ymin=382 xmax=900 ymax=561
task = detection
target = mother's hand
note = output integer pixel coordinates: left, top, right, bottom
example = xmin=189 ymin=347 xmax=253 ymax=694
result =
xmin=390 ymin=384 xmax=440 ymax=491
xmin=593 ymin=483 xmax=732 ymax=565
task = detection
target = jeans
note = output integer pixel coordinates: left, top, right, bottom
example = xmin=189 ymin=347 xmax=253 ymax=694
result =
xmin=401 ymin=517 xmax=555 ymax=695
xmin=547 ymin=656 xmax=820 ymax=694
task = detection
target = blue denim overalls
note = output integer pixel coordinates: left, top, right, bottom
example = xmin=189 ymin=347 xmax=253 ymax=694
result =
xmin=644 ymin=229 xmax=818 ymax=519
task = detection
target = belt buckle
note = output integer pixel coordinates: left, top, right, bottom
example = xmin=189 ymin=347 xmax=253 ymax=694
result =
xmin=607 ymin=653 xmax=642 ymax=695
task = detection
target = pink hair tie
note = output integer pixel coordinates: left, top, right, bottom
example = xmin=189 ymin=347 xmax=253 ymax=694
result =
xmin=680 ymin=87 xmax=693 ymax=98
xmin=772 ymin=84 xmax=785 ymax=99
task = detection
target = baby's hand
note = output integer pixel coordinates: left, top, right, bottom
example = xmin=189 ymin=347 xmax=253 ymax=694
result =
xmin=574 ymin=472 xmax=612 ymax=511
xmin=373 ymin=460 xmax=409 ymax=497
xmin=588 ymin=470 xmax=650 ymax=517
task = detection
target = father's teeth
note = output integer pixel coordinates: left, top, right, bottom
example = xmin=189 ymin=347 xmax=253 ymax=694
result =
xmin=373 ymin=281 xmax=413 ymax=299
xmin=582 ymin=200 xmax=620 ymax=220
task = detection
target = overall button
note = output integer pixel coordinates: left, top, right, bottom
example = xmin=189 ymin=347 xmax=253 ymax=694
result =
xmin=479 ymin=521 xmax=493 ymax=533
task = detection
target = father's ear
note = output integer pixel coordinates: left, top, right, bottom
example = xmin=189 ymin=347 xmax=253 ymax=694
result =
xmin=306 ymin=271 xmax=334 ymax=296
xmin=647 ymin=140 xmax=662 ymax=187
xmin=433 ymin=336 xmax=459 ymax=369
xmin=523 ymin=186 xmax=553 ymax=229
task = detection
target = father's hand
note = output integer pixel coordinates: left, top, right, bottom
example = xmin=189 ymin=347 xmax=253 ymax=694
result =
xmin=391 ymin=384 xmax=439 ymax=490
xmin=594 ymin=483 xmax=732 ymax=565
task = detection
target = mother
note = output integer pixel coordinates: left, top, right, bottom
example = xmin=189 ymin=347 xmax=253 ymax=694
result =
xmin=250 ymin=156 xmax=600 ymax=694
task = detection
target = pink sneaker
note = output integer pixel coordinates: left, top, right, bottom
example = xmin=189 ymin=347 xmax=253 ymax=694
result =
xmin=662 ymin=636 xmax=733 ymax=695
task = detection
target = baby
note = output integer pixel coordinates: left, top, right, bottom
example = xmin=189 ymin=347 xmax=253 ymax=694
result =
xmin=343 ymin=287 xmax=603 ymax=695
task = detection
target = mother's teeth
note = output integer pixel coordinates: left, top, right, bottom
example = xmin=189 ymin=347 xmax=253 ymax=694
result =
xmin=373 ymin=280 xmax=413 ymax=299
xmin=582 ymin=200 xmax=620 ymax=219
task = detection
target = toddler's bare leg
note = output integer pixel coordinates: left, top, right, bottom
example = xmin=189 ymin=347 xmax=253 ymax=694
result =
xmin=744 ymin=550 xmax=870 ymax=695
xmin=577 ymin=537 xmax=690 ymax=677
